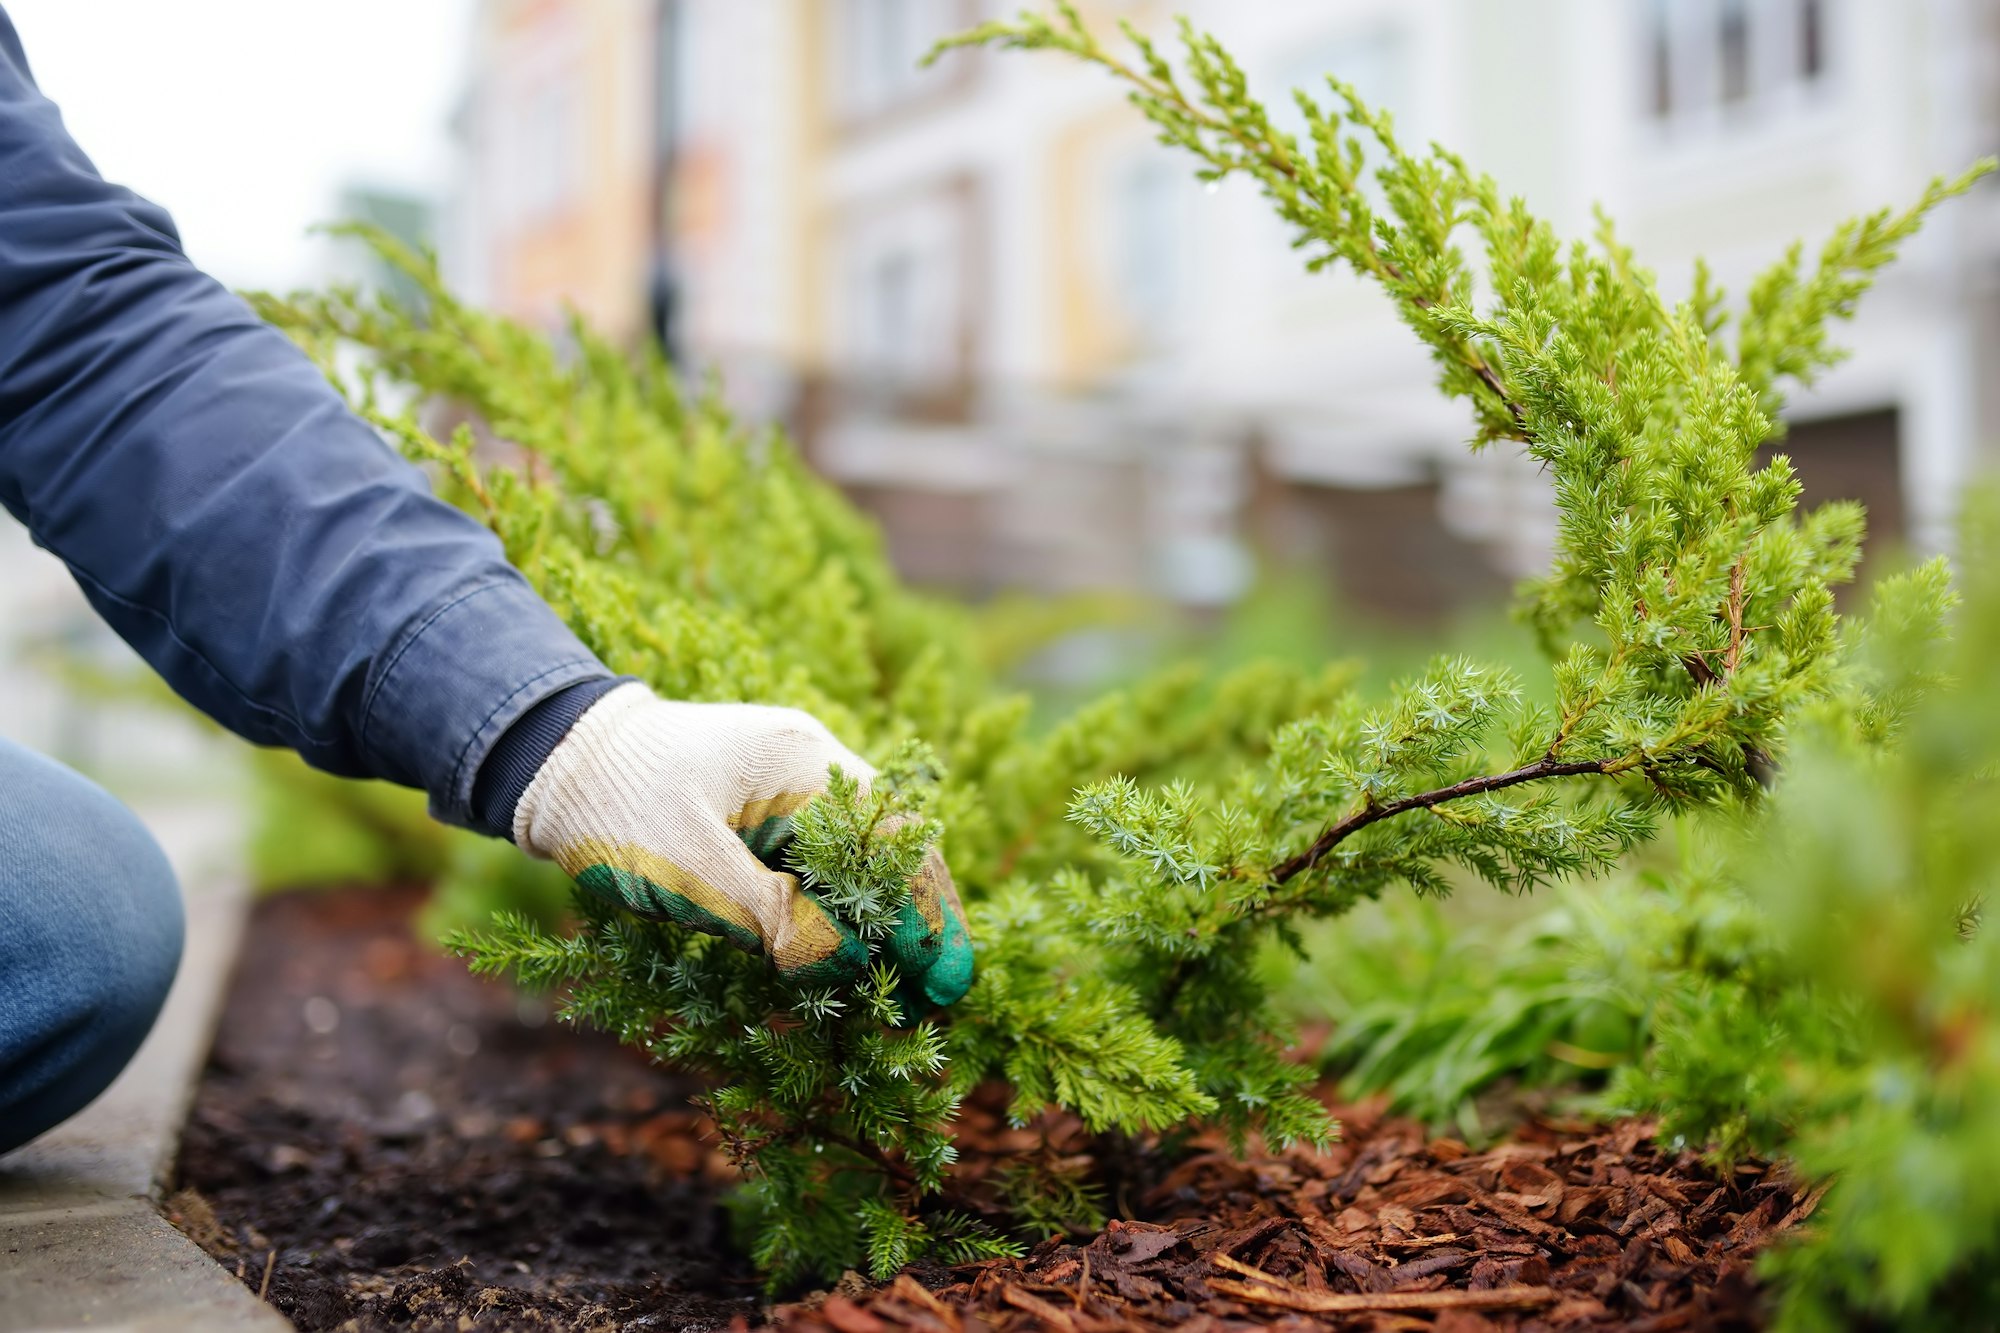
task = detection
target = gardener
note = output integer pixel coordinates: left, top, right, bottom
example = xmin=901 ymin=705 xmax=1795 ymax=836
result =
xmin=0 ymin=11 xmax=970 ymax=1157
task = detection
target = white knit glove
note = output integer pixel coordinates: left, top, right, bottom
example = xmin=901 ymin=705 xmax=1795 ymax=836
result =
xmin=512 ymin=683 xmax=972 ymax=1003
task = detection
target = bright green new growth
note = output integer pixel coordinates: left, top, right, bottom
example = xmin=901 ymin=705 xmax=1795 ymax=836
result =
xmin=252 ymin=2 xmax=1987 ymax=1288
xmin=1293 ymin=564 xmax=1964 ymax=1143
xmin=251 ymin=230 xmax=1268 ymax=1286
xmin=1562 ymin=526 xmax=1996 ymax=1331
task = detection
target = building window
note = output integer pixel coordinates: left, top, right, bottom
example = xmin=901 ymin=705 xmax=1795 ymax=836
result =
xmin=832 ymin=0 xmax=971 ymax=122
xmin=1110 ymin=155 xmax=1181 ymax=337
xmin=1644 ymin=0 xmax=1830 ymax=129
xmin=1719 ymin=0 xmax=1752 ymax=104
xmin=863 ymin=249 xmax=920 ymax=377
xmin=1648 ymin=0 xmax=1680 ymax=116
xmin=838 ymin=182 xmax=980 ymax=391
xmin=1800 ymin=0 xmax=1825 ymax=78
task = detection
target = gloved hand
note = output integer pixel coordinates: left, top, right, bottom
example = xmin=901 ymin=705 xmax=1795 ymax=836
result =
xmin=511 ymin=682 xmax=973 ymax=1007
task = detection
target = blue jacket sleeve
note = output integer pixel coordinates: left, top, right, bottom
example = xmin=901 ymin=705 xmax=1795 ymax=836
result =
xmin=0 ymin=12 xmax=611 ymax=828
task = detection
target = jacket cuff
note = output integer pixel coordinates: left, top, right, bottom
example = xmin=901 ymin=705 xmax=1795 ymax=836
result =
xmin=358 ymin=576 xmax=613 ymax=828
xmin=467 ymin=674 xmax=630 ymax=840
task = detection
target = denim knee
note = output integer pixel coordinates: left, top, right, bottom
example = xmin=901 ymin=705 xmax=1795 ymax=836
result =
xmin=0 ymin=739 xmax=185 ymax=1154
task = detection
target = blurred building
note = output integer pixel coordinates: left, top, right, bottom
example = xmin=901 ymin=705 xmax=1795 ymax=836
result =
xmin=447 ymin=0 xmax=2000 ymax=619
xmin=450 ymin=0 xmax=663 ymax=339
xmin=327 ymin=184 xmax=437 ymax=312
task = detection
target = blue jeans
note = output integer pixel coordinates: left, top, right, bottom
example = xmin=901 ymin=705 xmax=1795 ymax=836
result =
xmin=0 ymin=737 xmax=184 ymax=1154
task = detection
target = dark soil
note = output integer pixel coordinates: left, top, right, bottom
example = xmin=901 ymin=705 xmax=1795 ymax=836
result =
xmin=177 ymin=890 xmax=1813 ymax=1332
xmin=174 ymin=888 xmax=757 ymax=1331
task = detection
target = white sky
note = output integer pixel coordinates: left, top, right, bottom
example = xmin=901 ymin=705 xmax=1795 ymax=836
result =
xmin=5 ymin=0 xmax=476 ymax=291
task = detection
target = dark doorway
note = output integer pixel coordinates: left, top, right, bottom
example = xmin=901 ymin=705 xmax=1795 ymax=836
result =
xmin=1269 ymin=479 xmax=1511 ymax=625
xmin=843 ymin=483 xmax=991 ymax=593
xmin=1758 ymin=406 xmax=1905 ymax=568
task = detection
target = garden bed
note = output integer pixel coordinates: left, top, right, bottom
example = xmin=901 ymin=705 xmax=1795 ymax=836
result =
xmin=174 ymin=890 xmax=1814 ymax=1331
xmin=172 ymin=888 xmax=756 ymax=1330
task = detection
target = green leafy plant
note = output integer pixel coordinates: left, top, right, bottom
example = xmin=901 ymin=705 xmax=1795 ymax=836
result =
xmin=249 ymin=3 xmax=1988 ymax=1286
xmin=1292 ymin=886 xmax=1647 ymax=1141
xmin=254 ymin=229 xmax=1299 ymax=1286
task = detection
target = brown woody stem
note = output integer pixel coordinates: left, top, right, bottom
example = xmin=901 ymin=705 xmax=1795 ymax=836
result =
xmin=1268 ymin=755 xmax=1619 ymax=885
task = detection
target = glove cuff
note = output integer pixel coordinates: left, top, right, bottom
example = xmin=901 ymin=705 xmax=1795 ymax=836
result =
xmin=469 ymin=675 xmax=629 ymax=840
xmin=511 ymin=680 xmax=659 ymax=853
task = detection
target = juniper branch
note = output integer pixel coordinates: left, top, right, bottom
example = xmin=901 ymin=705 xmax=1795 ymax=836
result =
xmin=930 ymin=3 xmax=1531 ymax=438
xmin=1268 ymin=754 xmax=1626 ymax=884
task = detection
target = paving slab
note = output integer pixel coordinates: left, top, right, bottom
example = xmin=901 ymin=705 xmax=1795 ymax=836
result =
xmin=0 ymin=797 xmax=288 ymax=1332
xmin=0 ymin=1204 xmax=287 ymax=1332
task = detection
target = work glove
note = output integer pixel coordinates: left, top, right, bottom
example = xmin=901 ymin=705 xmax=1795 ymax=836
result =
xmin=512 ymin=682 xmax=974 ymax=1008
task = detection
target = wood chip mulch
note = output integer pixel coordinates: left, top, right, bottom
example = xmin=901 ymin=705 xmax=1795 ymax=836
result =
xmin=771 ymin=1105 xmax=1822 ymax=1332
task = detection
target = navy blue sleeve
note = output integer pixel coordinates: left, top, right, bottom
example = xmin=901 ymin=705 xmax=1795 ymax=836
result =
xmin=0 ymin=11 xmax=611 ymax=828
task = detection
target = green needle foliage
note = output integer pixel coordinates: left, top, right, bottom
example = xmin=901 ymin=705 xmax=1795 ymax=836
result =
xmin=942 ymin=0 xmax=1988 ymax=1159
xmin=1307 ymin=530 xmax=1999 ymax=1327
xmin=1290 ymin=572 xmax=1965 ymax=1143
xmin=249 ymin=3 xmax=1988 ymax=1285
xmin=1619 ymin=530 xmax=2000 ymax=1330
xmin=448 ymin=743 xmax=1014 ymax=1285
xmin=252 ymin=231 xmax=1301 ymax=1286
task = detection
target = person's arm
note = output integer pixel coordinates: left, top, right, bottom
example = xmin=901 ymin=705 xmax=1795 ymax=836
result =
xmin=0 ymin=12 xmax=610 ymax=828
xmin=0 ymin=10 xmax=973 ymax=1004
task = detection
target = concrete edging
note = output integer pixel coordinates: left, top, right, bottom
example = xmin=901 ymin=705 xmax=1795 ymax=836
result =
xmin=0 ymin=858 xmax=290 ymax=1333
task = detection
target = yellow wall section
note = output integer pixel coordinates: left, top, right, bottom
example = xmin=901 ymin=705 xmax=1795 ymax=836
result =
xmin=794 ymin=0 xmax=830 ymax=371
xmin=490 ymin=0 xmax=653 ymax=342
xmin=1048 ymin=103 xmax=1148 ymax=387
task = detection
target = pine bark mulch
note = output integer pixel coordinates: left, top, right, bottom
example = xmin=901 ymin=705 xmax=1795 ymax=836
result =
xmin=773 ymin=1111 xmax=1818 ymax=1332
